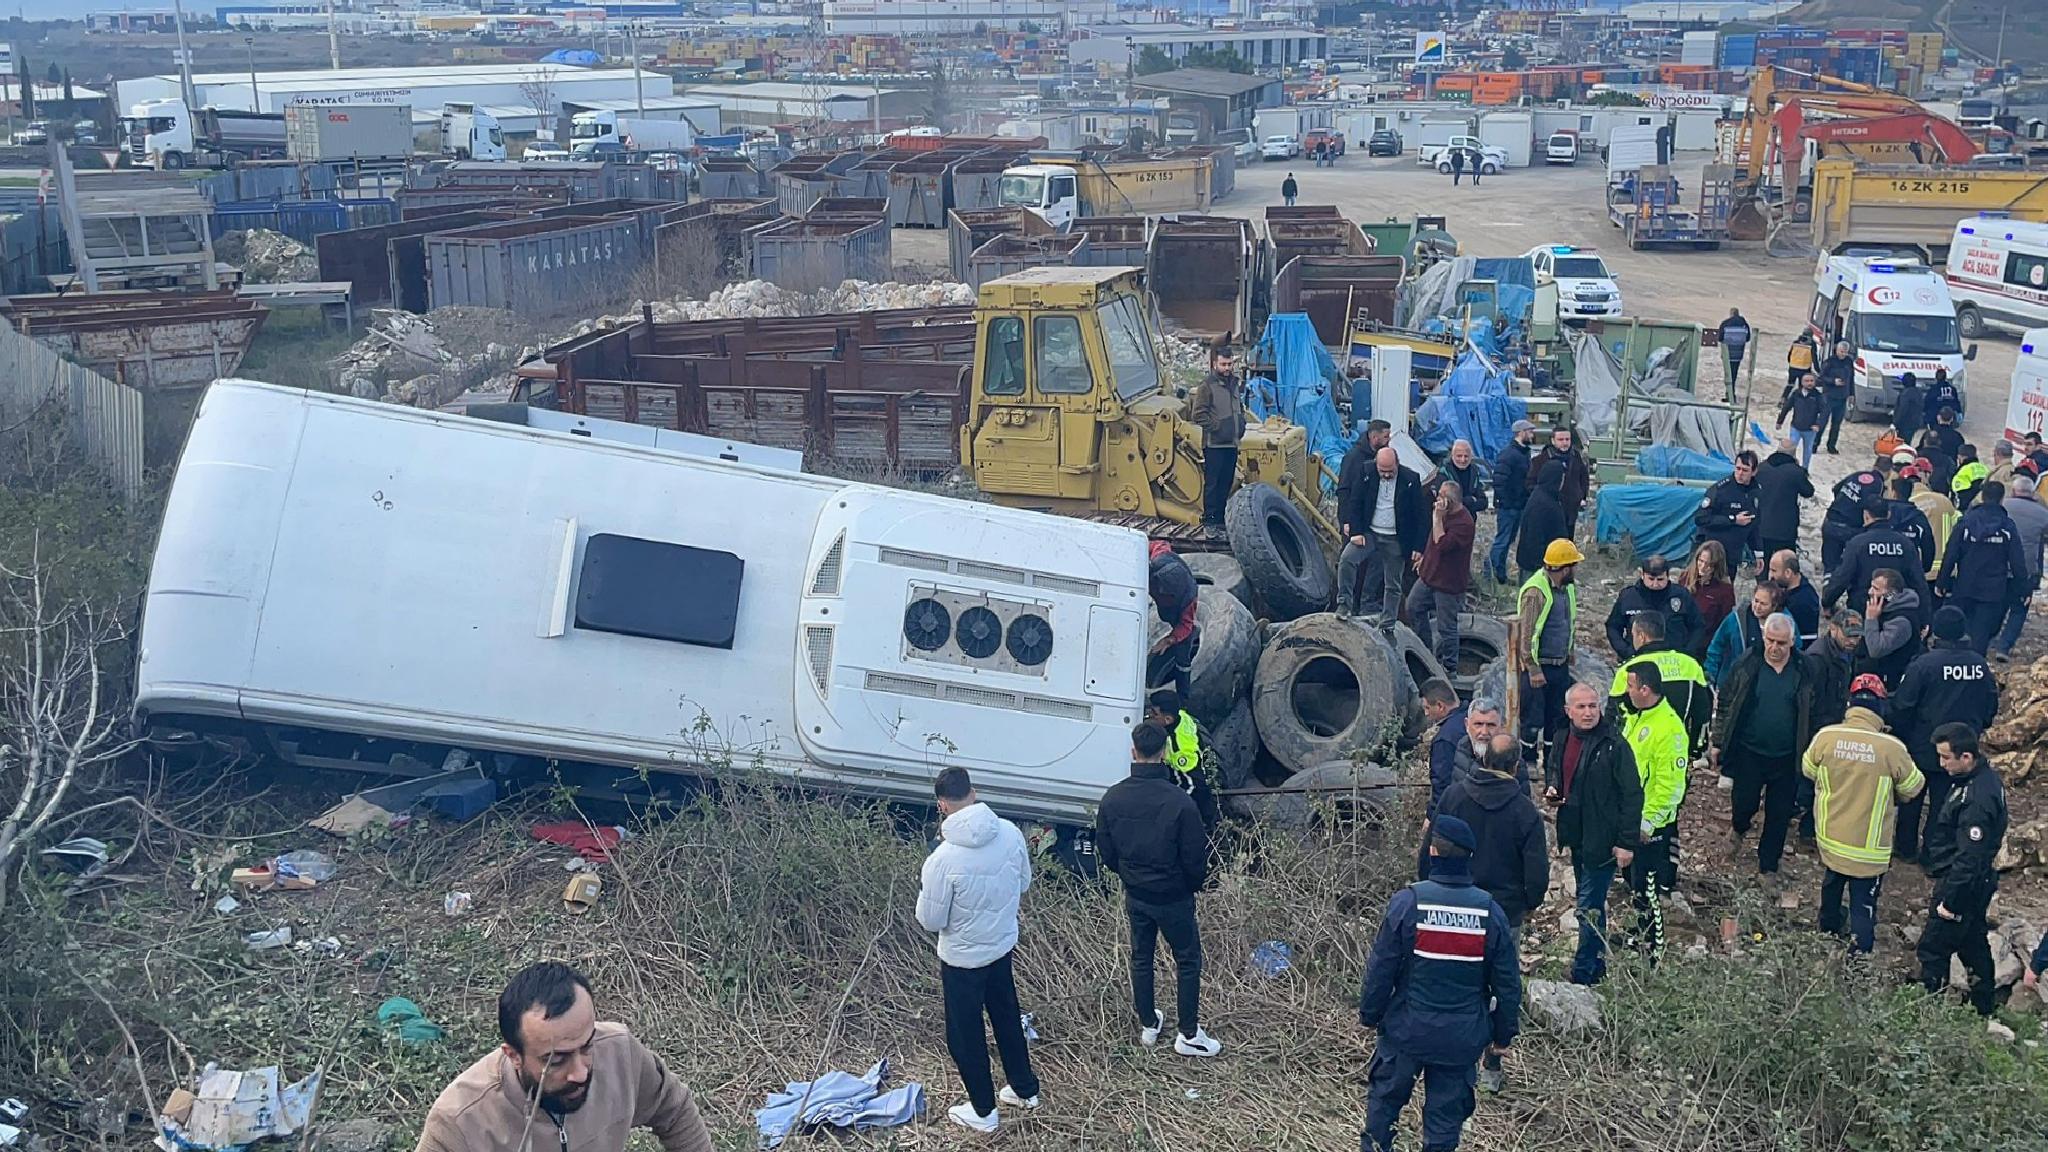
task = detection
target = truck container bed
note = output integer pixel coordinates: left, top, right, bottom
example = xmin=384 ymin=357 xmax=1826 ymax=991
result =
xmin=1148 ymin=215 xmax=1257 ymax=341
xmin=1272 ymin=255 xmax=1407 ymax=345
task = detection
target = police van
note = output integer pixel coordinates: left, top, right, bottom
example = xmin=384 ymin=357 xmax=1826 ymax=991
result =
xmin=1946 ymin=217 xmax=2048 ymax=339
xmin=1809 ymin=255 xmax=1978 ymax=420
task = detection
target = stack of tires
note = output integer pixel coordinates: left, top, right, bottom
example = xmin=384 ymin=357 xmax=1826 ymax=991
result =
xmin=1168 ymin=484 xmax=1513 ymax=825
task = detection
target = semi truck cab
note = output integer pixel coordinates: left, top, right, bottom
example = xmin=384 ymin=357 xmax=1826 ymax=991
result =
xmin=998 ymin=163 xmax=1080 ymax=229
xmin=439 ymin=102 xmax=505 ymax=161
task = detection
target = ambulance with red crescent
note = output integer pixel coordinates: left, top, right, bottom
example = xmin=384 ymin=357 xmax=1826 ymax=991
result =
xmin=1809 ymin=254 xmax=1978 ymax=420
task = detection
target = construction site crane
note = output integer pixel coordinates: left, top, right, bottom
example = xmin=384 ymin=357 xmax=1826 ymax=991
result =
xmin=1728 ymin=66 xmax=1939 ymax=239
xmin=1731 ymin=65 xmax=1896 ymax=177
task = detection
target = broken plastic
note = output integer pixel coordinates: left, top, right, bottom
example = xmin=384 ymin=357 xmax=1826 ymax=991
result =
xmin=244 ymin=927 xmax=292 ymax=952
xmin=273 ymin=851 xmax=337 ymax=884
xmin=154 ymin=1065 xmax=319 ymax=1152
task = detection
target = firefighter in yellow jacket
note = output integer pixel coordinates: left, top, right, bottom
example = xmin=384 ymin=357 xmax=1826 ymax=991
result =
xmin=1801 ymin=674 xmax=1925 ymax=954
xmin=1146 ymin=689 xmax=1218 ymax=830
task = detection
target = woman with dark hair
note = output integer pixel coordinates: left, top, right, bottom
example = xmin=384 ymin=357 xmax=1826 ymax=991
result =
xmin=1680 ymin=540 xmax=1735 ymax=662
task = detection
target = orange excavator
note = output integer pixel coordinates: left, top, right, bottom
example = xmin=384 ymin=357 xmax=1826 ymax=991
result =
xmin=1767 ymin=100 xmax=1981 ymax=209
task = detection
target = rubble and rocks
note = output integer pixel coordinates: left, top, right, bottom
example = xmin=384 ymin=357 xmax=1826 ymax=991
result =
xmin=1525 ymin=978 xmax=1602 ymax=1034
xmin=332 ymin=280 xmax=977 ymax=410
xmin=216 ymin=229 xmax=318 ymax=284
xmin=1984 ymin=655 xmax=2048 ymax=764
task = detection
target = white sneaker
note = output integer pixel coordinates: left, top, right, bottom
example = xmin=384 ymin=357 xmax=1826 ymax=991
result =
xmin=946 ymin=1103 xmax=999 ymax=1133
xmin=1174 ymin=1027 xmax=1222 ymax=1058
xmin=1139 ymin=1009 xmax=1165 ymax=1047
xmin=998 ymin=1086 xmax=1040 ymax=1110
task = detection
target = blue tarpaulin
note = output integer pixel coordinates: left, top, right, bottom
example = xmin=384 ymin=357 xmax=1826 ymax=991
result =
xmin=1414 ymin=350 xmax=1529 ymax=460
xmin=1596 ymin=484 xmax=1704 ymax=564
xmin=540 ymin=48 xmax=603 ymax=65
xmin=1636 ymin=444 xmax=1733 ymax=482
xmin=1247 ymin=312 xmax=1353 ymax=493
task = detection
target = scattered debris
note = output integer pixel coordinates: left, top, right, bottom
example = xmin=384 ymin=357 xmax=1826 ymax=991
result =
xmin=420 ymin=776 xmax=496 ymax=822
xmin=310 ymin=795 xmax=406 ymax=837
xmin=154 ymin=1064 xmax=320 ymax=1152
xmin=442 ymin=891 xmax=473 ymax=917
xmin=1525 ymin=979 xmax=1602 ymax=1035
xmin=1020 ymin=1013 xmax=1039 ymax=1042
xmin=244 ymin=927 xmax=293 ymax=952
xmin=295 ymin=935 xmax=343 ymax=958
xmin=1989 ymin=1019 xmax=2017 ymax=1043
xmin=0 ymin=1123 xmax=17 ymax=1147
xmin=273 ymin=850 xmax=337 ymax=890
xmin=562 ymin=872 xmax=602 ymax=914
xmin=215 ymin=229 xmax=317 ymax=284
xmin=230 ymin=864 xmax=275 ymax=889
xmin=375 ymin=997 xmax=445 ymax=1046
xmin=754 ymin=1060 xmax=923 ymax=1148
xmin=40 ymin=836 xmax=109 ymax=878
xmin=213 ymin=895 xmax=240 ymax=915
xmin=531 ymin=821 xmax=626 ymax=863
xmin=0 ymin=1098 xmax=24 ymax=1148
xmin=1249 ymin=940 xmax=1295 ymax=978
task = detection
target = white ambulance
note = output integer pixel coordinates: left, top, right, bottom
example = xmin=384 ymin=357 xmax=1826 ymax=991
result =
xmin=1808 ymin=255 xmax=1978 ymax=420
xmin=1945 ymin=217 xmax=2048 ymax=339
xmin=2005 ymin=329 xmax=2048 ymax=442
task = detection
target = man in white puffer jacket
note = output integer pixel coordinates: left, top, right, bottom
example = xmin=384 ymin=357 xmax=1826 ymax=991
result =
xmin=916 ymin=766 xmax=1043 ymax=1134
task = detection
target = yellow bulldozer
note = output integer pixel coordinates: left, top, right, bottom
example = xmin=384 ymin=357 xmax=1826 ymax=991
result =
xmin=959 ymin=265 xmax=1342 ymax=617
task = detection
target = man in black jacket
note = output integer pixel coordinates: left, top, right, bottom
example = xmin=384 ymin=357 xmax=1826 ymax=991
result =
xmin=1935 ymin=482 xmax=2029 ymax=656
xmin=1824 ymin=498 xmax=1933 ymax=631
xmin=1340 ymin=446 xmax=1429 ymax=620
xmin=1604 ymin=555 xmax=1701 ymax=660
xmin=1545 ymin=684 xmax=1642 ymax=987
xmin=1694 ymin=450 xmax=1764 ymax=576
xmin=1891 ymin=606 xmax=2000 ymax=863
xmin=1427 ymin=734 xmax=1548 ymax=931
xmin=1711 ymin=614 xmax=1821 ymax=882
xmin=1096 ymin=723 xmax=1219 ymax=1056
xmin=1528 ymin=427 xmax=1590 ymax=533
xmin=1488 ymin=420 xmax=1536 ymax=585
xmin=1779 ymin=376 xmax=1828 ymax=467
xmin=1514 ymin=462 xmax=1571 ymax=581
xmin=1923 ymin=368 xmax=1963 ymax=432
xmin=1916 ymin=722 xmax=2008 ymax=1016
xmin=1755 ymin=439 xmax=1814 ymax=559
xmin=1885 ymin=475 xmax=1938 ymax=577
xmin=1768 ymin=549 xmax=1821 ymax=642
xmin=1816 ymin=340 xmax=1856 ymax=454
xmin=1823 ymin=463 xmax=1889 ymax=573
xmin=1892 ymin=372 xmax=1926 ymax=447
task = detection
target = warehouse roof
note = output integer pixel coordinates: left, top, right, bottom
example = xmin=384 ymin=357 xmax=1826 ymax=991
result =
xmin=1079 ymin=23 xmax=1322 ymax=44
xmin=680 ymin=82 xmax=903 ymax=102
xmin=1129 ymin=69 xmax=1279 ymax=99
xmin=148 ymin=64 xmax=648 ymax=88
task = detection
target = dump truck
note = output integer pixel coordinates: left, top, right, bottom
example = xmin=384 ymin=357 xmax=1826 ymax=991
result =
xmin=132 ymin=379 xmax=1149 ymax=831
xmin=997 ymin=154 xmax=1213 ymax=230
xmin=1810 ymin=158 xmax=2048 ymax=264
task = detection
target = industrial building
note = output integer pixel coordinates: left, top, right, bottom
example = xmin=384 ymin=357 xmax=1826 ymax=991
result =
xmin=1068 ymin=23 xmax=1330 ymax=73
xmin=822 ymin=0 xmax=1112 ymax=36
xmin=676 ymin=81 xmax=919 ymax=129
xmin=114 ymin=65 xmax=663 ymax=119
xmin=1127 ymin=68 xmax=1283 ymax=138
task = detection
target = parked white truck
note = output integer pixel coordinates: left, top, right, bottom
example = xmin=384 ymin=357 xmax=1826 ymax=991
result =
xmin=1418 ymin=134 xmax=1507 ymax=174
xmin=439 ymin=102 xmax=505 ymax=160
xmin=123 ymin=98 xmax=287 ymax=169
xmin=133 ymin=381 xmax=1150 ymax=827
xmin=570 ymin=109 xmax=695 ymax=155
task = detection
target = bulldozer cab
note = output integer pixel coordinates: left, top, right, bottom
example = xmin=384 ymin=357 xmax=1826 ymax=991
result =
xmin=963 ymin=265 xmax=1328 ymax=546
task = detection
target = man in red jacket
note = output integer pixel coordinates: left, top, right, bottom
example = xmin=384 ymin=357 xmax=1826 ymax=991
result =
xmin=1407 ymin=479 xmax=1475 ymax=669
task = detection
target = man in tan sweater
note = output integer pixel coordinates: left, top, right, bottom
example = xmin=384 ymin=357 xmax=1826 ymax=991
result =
xmin=416 ymin=962 xmax=712 ymax=1152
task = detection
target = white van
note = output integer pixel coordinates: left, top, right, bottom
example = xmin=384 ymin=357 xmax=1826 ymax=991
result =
xmin=1809 ymin=255 xmax=1979 ymax=419
xmin=1946 ymin=217 xmax=2048 ymax=339
xmin=2002 ymin=328 xmax=2048 ymax=441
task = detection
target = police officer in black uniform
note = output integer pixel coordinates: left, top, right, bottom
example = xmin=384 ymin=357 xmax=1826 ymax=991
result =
xmin=1885 ymin=475 xmax=1937 ymax=578
xmin=1891 ymin=606 xmax=2000 ymax=863
xmin=1935 ymin=481 xmax=2030 ymax=657
xmin=1823 ymin=497 xmax=1933 ymax=633
xmin=1694 ymin=450 xmax=1764 ymax=577
xmin=1916 ymin=722 xmax=2008 ymax=1017
xmin=1822 ymin=462 xmax=1887 ymax=574
xmin=1604 ymin=555 xmax=1702 ymax=661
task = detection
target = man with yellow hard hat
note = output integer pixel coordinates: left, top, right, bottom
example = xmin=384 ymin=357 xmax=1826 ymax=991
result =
xmin=1516 ymin=538 xmax=1583 ymax=779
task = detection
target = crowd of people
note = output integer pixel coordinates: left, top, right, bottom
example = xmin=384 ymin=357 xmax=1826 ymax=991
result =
xmin=407 ymin=346 xmax=2046 ymax=1152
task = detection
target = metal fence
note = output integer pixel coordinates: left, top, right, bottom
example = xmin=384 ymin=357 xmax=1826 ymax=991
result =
xmin=0 ymin=319 xmax=144 ymax=502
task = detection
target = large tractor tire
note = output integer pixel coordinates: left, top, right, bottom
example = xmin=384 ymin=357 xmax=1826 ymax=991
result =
xmin=1185 ymin=552 xmax=1254 ymax=611
xmin=1209 ymin=696 xmax=1259 ymax=792
xmin=1452 ymin=613 xmax=1510 ymax=698
xmin=1226 ymin=483 xmax=1333 ymax=622
xmin=1237 ymin=760 xmax=1400 ymax=831
xmin=1252 ymin=614 xmax=1404 ymax=778
xmin=1187 ymin=591 xmax=1260 ymax=725
xmin=1475 ymin=646 xmax=1617 ymax=712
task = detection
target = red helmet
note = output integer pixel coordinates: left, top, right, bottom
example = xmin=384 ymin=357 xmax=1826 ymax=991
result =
xmin=1849 ymin=673 xmax=1889 ymax=699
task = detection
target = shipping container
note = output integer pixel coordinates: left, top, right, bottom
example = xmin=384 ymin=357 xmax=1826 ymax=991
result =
xmin=777 ymin=169 xmax=853 ymax=218
xmin=1478 ymin=111 xmax=1535 ymax=168
xmin=655 ymin=197 xmax=780 ymax=278
xmin=966 ymin=233 xmax=1090 ymax=290
xmin=316 ymin=210 xmax=512 ymax=307
xmin=1264 ymin=205 xmax=1371 ymax=273
xmin=1147 ymin=215 xmax=1256 ymax=343
xmin=1271 ymin=255 xmax=1406 ymax=345
xmin=1068 ymin=215 xmax=1151 ymax=267
xmin=285 ymin=104 xmax=413 ymax=164
xmin=533 ymin=197 xmax=695 ymax=252
xmin=950 ymin=154 xmax=1014 ymax=211
xmin=699 ymin=158 xmax=765 ymax=199
xmin=396 ymin=184 xmax=573 ymax=217
xmin=748 ymin=216 xmax=890 ymax=290
xmin=946 ymin=207 xmax=1052 ymax=284
xmin=425 ymin=215 xmax=646 ymax=315
xmin=886 ymin=157 xmax=953 ymax=229
xmin=209 ymin=198 xmax=386 ymax=247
